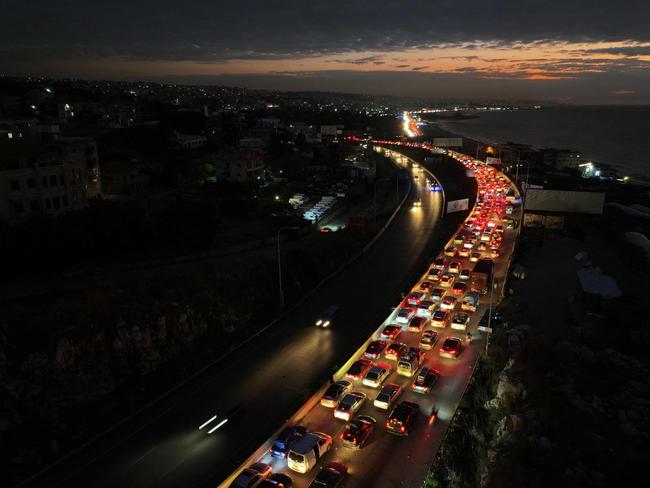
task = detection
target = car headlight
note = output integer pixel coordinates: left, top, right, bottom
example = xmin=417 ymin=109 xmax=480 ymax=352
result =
xmin=316 ymin=319 xmax=323 ymax=326
xmin=323 ymin=320 xmax=330 ymax=327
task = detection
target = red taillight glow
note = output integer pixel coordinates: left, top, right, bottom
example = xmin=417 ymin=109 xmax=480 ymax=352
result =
xmin=400 ymin=426 xmax=405 ymax=432
xmin=385 ymin=421 xmax=390 ymax=428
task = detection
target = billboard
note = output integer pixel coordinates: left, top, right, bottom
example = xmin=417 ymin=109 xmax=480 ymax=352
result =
xmin=486 ymin=157 xmax=502 ymax=166
xmin=434 ymin=137 xmax=463 ymax=148
xmin=524 ymin=189 xmax=605 ymax=215
xmin=447 ymin=198 xmax=469 ymax=214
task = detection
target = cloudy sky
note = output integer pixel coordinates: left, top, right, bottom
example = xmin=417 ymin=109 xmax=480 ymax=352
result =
xmin=2 ymin=0 xmax=650 ymax=103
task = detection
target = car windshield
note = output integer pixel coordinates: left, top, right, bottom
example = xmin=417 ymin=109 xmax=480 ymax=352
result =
xmin=324 ymin=384 xmax=341 ymax=397
xmin=367 ymin=372 xmax=378 ymax=380
xmin=377 ymin=393 xmax=390 ymax=403
xmin=288 ymin=452 xmax=304 ymax=464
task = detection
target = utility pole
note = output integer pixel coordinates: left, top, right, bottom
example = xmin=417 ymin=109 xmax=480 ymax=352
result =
xmin=277 ymin=226 xmax=300 ymax=310
xmin=485 ymin=270 xmax=496 ymax=355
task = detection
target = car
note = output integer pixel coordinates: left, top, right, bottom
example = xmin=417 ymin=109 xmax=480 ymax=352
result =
xmin=439 ymin=274 xmax=454 ymax=288
xmin=452 ymin=281 xmax=468 ymax=296
xmin=440 ymin=295 xmax=457 ymax=311
xmin=431 ymin=310 xmax=449 ymax=328
xmin=334 ymin=392 xmax=367 ymax=420
xmin=408 ymin=316 xmax=427 ymax=333
xmin=374 ymin=383 xmax=402 ymax=410
xmin=416 ymin=300 xmax=436 ymax=318
xmin=458 ymin=247 xmax=471 ymax=258
xmin=270 ymin=425 xmax=308 ymax=459
xmin=444 ymin=246 xmax=457 ymax=257
xmin=405 ymin=291 xmax=424 ymax=306
xmin=230 ymin=462 xmax=272 ymax=488
xmin=490 ymin=248 xmax=501 ymax=259
xmin=384 ymin=342 xmax=408 ymax=360
xmin=495 ymin=224 xmax=505 ymax=233
xmin=320 ymin=380 xmax=352 ymax=408
xmin=433 ymin=257 xmax=446 ymax=270
xmin=396 ymin=306 xmax=415 ymax=324
xmin=439 ymin=337 xmax=464 ymax=359
xmin=345 ymin=359 xmax=373 ymax=381
xmin=412 ymin=199 xmax=421 ymax=208
xmin=364 ymin=340 xmax=388 ymax=360
xmin=427 ymin=268 xmax=442 ymax=281
xmin=258 ymin=474 xmax=294 ymax=488
xmin=477 ymin=241 xmax=488 ymax=251
xmin=453 ymin=234 xmax=464 ymax=245
xmin=308 ymin=461 xmax=348 ymax=488
xmin=448 ymin=261 xmax=461 ymax=274
xmin=430 ymin=288 xmax=445 ymax=301
xmin=412 ymin=367 xmax=440 ymax=393
xmin=386 ymin=401 xmax=420 ymax=436
xmin=419 ymin=330 xmax=439 ymax=350
xmin=451 ymin=312 xmax=471 ymax=330
xmin=419 ymin=281 xmax=434 ymax=292
xmin=315 ymin=305 xmax=340 ymax=327
xmin=459 ymin=269 xmax=472 ymax=280
xmin=363 ymin=365 xmax=392 ymax=388
xmin=381 ymin=324 xmax=402 ymax=340
xmin=340 ymin=415 xmax=376 ymax=449
xmin=470 ymin=252 xmax=481 ymax=262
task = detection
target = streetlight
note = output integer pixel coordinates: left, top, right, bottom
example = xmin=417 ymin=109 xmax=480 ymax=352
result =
xmin=277 ymin=226 xmax=300 ymax=310
xmin=485 ymin=271 xmax=496 ymax=355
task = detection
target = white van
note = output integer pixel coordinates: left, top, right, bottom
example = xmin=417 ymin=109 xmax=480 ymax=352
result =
xmin=287 ymin=432 xmax=332 ymax=473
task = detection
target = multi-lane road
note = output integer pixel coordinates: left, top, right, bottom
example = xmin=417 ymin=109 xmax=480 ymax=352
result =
xmin=221 ymin=146 xmax=522 ymax=488
xmin=26 ymin=152 xmax=449 ymax=488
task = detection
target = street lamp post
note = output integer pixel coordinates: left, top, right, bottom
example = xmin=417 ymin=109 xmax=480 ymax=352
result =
xmin=277 ymin=226 xmax=299 ymax=310
xmin=485 ymin=270 xmax=496 ymax=355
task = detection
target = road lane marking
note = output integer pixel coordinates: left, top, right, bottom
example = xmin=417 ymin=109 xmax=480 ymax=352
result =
xmin=130 ymin=446 xmax=156 ymax=466
xmin=159 ymin=458 xmax=185 ymax=480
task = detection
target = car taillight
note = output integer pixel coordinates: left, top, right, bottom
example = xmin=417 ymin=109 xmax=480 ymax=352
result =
xmin=385 ymin=421 xmax=390 ymax=428
xmin=400 ymin=426 xmax=405 ymax=432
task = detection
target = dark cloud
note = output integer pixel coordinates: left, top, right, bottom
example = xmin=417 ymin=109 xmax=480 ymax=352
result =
xmin=394 ymin=64 xmax=411 ymax=68
xmin=578 ymin=46 xmax=650 ymax=56
xmin=411 ymin=66 xmax=428 ymax=71
xmin=1 ymin=0 xmax=649 ymax=64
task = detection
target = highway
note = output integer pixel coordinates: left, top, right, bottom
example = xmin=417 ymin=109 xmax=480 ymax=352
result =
xmin=220 ymin=147 xmax=522 ymax=488
xmin=28 ymin=151 xmax=449 ymax=488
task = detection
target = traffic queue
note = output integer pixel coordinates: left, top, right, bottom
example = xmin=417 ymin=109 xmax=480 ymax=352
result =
xmin=227 ymin=149 xmax=519 ymax=488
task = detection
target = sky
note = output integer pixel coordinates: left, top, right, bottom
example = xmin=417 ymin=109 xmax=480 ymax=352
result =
xmin=2 ymin=0 xmax=650 ymax=103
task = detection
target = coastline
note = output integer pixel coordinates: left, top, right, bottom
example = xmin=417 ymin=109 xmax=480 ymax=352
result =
xmin=421 ymin=120 xmax=650 ymax=186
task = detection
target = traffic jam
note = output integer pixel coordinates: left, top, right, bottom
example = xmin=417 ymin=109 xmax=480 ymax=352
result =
xmin=223 ymin=146 xmax=521 ymax=488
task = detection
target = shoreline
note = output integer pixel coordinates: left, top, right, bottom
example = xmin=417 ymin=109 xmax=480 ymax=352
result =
xmin=421 ymin=121 xmax=650 ymax=186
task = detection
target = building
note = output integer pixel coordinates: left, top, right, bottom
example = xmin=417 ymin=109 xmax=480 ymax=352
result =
xmin=175 ymin=132 xmax=207 ymax=150
xmin=0 ymin=144 xmax=90 ymax=221
xmin=101 ymin=161 xmax=149 ymax=196
xmin=213 ymin=146 xmax=265 ymax=183
xmin=541 ymin=148 xmax=582 ymax=169
xmin=53 ymin=136 xmax=102 ymax=197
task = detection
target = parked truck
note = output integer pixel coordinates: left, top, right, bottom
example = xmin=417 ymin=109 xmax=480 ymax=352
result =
xmin=470 ymin=259 xmax=494 ymax=295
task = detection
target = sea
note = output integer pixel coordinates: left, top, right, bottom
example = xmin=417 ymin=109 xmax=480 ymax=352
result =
xmin=429 ymin=106 xmax=650 ymax=181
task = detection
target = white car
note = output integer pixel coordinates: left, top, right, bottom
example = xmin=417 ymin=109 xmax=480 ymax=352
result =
xmin=374 ymin=383 xmax=402 ymax=410
xmin=363 ymin=365 xmax=392 ymax=388
xmin=395 ymin=308 xmax=414 ymax=324
xmin=451 ymin=312 xmax=471 ymax=331
xmin=440 ymin=296 xmax=457 ymax=311
xmin=334 ymin=392 xmax=367 ymax=421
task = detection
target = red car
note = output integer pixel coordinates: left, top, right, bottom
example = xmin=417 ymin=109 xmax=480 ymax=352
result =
xmin=384 ymin=342 xmax=408 ymax=361
xmin=452 ymin=282 xmax=468 ymax=295
xmin=439 ymin=337 xmax=464 ymax=359
xmin=364 ymin=340 xmax=388 ymax=360
xmin=345 ymin=359 xmax=373 ymax=381
xmin=380 ymin=325 xmax=402 ymax=341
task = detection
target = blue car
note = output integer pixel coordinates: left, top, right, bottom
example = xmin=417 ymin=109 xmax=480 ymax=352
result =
xmin=270 ymin=425 xmax=308 ymax=458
